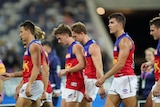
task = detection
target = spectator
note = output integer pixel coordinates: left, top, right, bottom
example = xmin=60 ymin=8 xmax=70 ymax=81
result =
xmin=140 ymin=47 xmax=155 ymax=100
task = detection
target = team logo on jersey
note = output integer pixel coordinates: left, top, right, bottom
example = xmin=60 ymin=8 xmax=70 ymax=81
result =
xmin=66 ymin=63 xmax=72 ymax=69
xmin=23 ymin=60 xmax=29 ymax=72
xmin=113 ymin=56 xmax=118 ymax=64
xmin=154 ymin=60 xmax=160 ymax=73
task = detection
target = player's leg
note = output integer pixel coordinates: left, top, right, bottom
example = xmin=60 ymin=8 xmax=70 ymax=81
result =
xmin=31 ymin=98 xmax=41 ymax=107
xmin=66 ymin=102 xmax=79 ymax=107
xmin=122 ymin=96 xmax=137 ymax=107
xmin=144 ymin=92 xmax=152 ymax=107
xmin=15 ymin=97 xmax=32 ymax=107
xmin=41 ymin=92 xmax=54 ymax=107
xmin=79 ymin=97 xmax=91 ymax=107
xmin=61 ymin=98 xmax=66 ymax=107
xmin=105 ymin=94 xmax=121 ymax=107
xmin=42 ymin=102 xmax=54 ymax=107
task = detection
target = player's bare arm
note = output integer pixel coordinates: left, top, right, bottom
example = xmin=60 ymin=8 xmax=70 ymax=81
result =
xmin=67 ymin=44 xmax=86 ymax=73
xmin=96 ymin=37 xmax=132 ymax=87
xmin=26 ymin=43 xmax=41 ymax=97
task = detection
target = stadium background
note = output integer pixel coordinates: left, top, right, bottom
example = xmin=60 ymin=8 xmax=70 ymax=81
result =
xmin=0 ymin=0 xmax=160 ymax=107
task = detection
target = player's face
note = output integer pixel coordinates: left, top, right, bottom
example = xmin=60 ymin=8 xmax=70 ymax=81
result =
xmin=150 ymin=24 xmax=160 ymax=40
xmin=108 ymin=18 xmax=120 ymax=34
xmin=56 ymin=34 xmax=68 ymax=45
xmin=20 ymin=26 xmax=28 ymax=45
xmin=72 ymin=31 xmax=82 ymax=43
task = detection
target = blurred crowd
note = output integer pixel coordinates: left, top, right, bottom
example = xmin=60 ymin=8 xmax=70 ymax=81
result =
xmin=0 ymin=0 xmax=98 ymax=71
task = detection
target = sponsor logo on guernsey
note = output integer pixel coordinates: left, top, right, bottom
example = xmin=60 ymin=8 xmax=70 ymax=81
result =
xmin=71 ymin=82 xmax=77 ymax=87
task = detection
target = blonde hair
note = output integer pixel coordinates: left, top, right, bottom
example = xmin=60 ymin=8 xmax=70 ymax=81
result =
xmin=35 ymin=26 xmax=45 ymax=41
xmin=145 ymin=47 xmax=155 ymax=55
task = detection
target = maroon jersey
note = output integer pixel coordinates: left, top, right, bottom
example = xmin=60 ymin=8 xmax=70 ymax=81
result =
xmin=113 ymin=33 xmax=135 ymax=77
xmin=83 ymin=39 xmax=97 ymax=79
xmin=22 ymin=40 xmax=43 ymax=83
xmin=65 ymin=41 xmax=85 ymax=94
xmin=154 ymin=41 xmax=160 ymax=81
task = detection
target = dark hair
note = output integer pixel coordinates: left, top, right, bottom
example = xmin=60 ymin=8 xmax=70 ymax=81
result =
xmin=150 ymin=16 xmax=160 ymax=28
xmin=20 ymin=20 xmax=35 ymax=35
xmin=41 ymin=40 xmax=53 ymax=48
xmin=53 ymin=24 xmax=72 ymax=37
xmin=71 ymin=22 xmax=87 ymax=34
xmin=108 ymin=12 xmax=126 ymax=28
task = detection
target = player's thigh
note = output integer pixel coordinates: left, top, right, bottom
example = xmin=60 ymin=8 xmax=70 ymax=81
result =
xmin=16 ymin=97 xmax=32 ymax=107
xmin=122 ymin=96 xmax=137 ymax=107
xmin=79 ymin=97 xmax=91 ymax=107
xmin=144 ymin=92 xmax=152 ymax=107
xmin=61 ymin=98 xmax=66 ymax=107
xmin=66 ymin=102 xmax=79 ymax=107
xmin=105 ymin=94 xmax=121 ymax=107
xmin=42 ymin=102 xmax=54 ymax=107
xmin=31 ymin=98 xmax=41 ymax=107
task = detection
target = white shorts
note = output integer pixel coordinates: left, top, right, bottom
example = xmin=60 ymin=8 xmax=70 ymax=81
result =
xmin=62 ymin=88 xmax=84 ymax=102
xmin=61 ymin=81 xmax=66 ymax=99
xmin=83 ymin=75 xmax=99 ymax=101
xmin=40 ymin=92 xmax=52 ymax=106
xmin=19 ymin=80 xmax=44 ymax=101
xmin=108 ymin=75 xmax=137 ymax=99
xmin=152 ymin=82 xmax=160 ymax=103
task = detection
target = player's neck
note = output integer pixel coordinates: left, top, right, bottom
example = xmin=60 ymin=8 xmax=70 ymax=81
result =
xmin=115 ymin=30 xmax=125 ymax=39
xmin=82 ymin=35 xmax=90 ymax=45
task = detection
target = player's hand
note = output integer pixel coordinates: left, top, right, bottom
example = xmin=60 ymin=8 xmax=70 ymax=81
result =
xmin=41 ymin=91 xmax=46 ymax=100
xmin=84 ymin=93 xmax=92 ymax=102
xmin=14 ymin=90 xmax=19 ymax=100
xmin=25 ymin=84 xmax=32 ymax=97
xmin=58 ymin=69 xmax=66 ymax=77
xmin=95 ymin=77 xmax=105 ymax=87
xmin=99 ymin=86 xmax=107 ymax=99
xmin=14 ymin=85 xmax=21 ymax=100
xmin=0 ymin=73 xmax=11 ymax=81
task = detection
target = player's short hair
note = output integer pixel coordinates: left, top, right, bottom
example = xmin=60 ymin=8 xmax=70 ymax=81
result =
xmin=108 ymin=12 xmax=126 ymax=28
xmin=20 ymin=20 xmax=35 ymax=35
xmin=53 ymin=24 xmax=72 ymax=37
xmin=71 ymin=22 xmax=87 ymax=34
xmin=150 ymin=16 xmax=160 ymax=28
